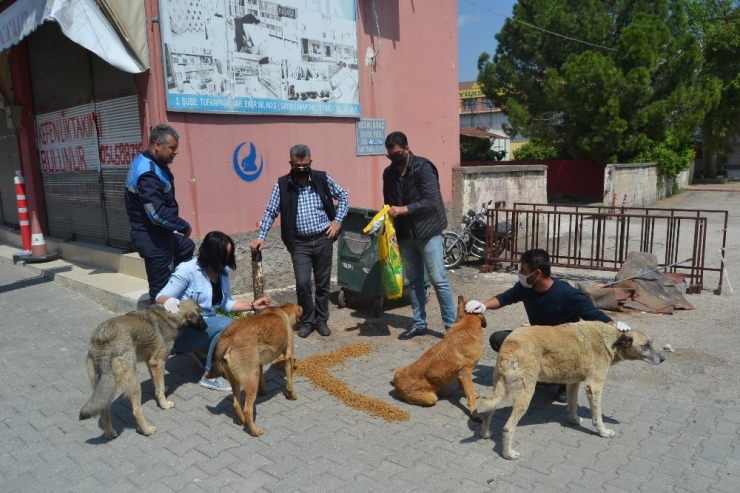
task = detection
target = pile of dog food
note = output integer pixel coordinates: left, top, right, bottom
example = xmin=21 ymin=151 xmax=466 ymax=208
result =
xmin=289 ymin=343 xmax=410 ymax=422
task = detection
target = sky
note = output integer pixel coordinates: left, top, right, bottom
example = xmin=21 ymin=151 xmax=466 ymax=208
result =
xmin=457 ymin=0 xmax=518 ymax=83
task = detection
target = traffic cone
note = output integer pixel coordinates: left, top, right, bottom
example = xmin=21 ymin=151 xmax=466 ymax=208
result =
xmin=30 ymin=211 xmax=48 ymax=257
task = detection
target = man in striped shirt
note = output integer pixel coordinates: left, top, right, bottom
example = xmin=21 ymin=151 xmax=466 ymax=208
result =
xmin=250 ymin=144 xmax=348 ymax=338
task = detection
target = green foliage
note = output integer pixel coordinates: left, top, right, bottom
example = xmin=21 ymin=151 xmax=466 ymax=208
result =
xmin=686 ymin=0 xmax=740 ymax=176
xmin=631 ymin=132 xmax=695 ymax=180
xmin=477 ymin=0 xmax=719 ymax=164
xmin=512 ymin=141 xmax=558 ymax=160
xmin=215 ymin=308 xmax=253 ymax=319
xmin=460 ymin=138 xmax=507 ymax=161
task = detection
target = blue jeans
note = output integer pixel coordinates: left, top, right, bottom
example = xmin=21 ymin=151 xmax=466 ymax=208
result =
xmin=399 ymin=234 xmax=457 ymax=330
xmin=172 ymin=314 xmax=232 ymax=372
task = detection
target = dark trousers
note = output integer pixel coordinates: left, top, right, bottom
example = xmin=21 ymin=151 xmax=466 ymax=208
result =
xmin=131 ymin=229 xmax=195 ymax=303
xmin=292 ymin=234 xmax=333 ymax=326
xmin=490 ymin=329 xmax=514 ymax=353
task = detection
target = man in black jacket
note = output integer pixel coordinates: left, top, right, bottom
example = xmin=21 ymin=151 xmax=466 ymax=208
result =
xmin=382 ymin=131 xmax=456 ymax=340
xmin=125 ymin=124 xmax=194 ymax=304
xmin=250 ymin=144 xmax=349 ymax=338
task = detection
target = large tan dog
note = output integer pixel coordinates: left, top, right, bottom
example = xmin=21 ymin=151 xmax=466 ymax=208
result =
xmin=478 ymin=322 xmax=665 ymax=459
xmin=208 ymin=303 xmax=302 ymax=436
xmin=79 ymin=300 xmax=207 ymax=439
xmin=392 ymin=296 xmax=486 ymax=420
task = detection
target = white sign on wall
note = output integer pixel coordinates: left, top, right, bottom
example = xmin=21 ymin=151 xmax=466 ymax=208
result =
xmin=158 ymin=0 xmax=360 ymax=117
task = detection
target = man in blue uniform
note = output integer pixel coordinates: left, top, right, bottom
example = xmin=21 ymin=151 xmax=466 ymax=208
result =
xmin=125 ymin=124 xmax=194 ymax=304
xmin=466 ymin=248 xmax=630 ymax=402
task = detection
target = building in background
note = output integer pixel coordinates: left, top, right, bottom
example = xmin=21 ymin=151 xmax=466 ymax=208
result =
xmin=458 ymin=81 xmax=527 ymax=159
xmin=0 ymin=0 xmax=459 ymax=251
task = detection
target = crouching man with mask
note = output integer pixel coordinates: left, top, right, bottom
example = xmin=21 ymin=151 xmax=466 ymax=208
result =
xmin=465 ymin=248 xmax=631 ymax=403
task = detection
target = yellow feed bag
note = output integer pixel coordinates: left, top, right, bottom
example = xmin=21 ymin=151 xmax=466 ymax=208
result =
xmin=363 ymin=205 xmax=404 ymax=300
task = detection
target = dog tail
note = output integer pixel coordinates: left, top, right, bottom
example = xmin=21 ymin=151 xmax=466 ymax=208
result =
xmin=477 ymin=373 xmax=506 ymax=415
xmin=208 ymin=357 xmax=224 ymax=379
xmin=79 ymin=355 xmax=116 ymax=420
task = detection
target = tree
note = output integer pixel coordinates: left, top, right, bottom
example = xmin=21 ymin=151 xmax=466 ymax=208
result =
xmin=477 ymin=0 xmax=720 ymax=165
xmin=687 ymin=0 xmax=740 ymax=177
xmin=460 ymin=137 xmax=507 ymax=161
xmin=512 ymin=140 xmax=558 ymax=160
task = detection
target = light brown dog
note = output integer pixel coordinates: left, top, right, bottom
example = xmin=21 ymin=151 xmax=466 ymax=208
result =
xmin=391 ymin=296 xmax=486 ymax=420
xmin=79 ymin=300 xmax=207 ymax=439
xmin=209 ymin=303 xmax=302 ymax=436
xmin=478 ymin=322 xmax=665 ymax=460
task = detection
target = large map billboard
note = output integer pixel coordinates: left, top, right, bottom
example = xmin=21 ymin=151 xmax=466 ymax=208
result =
xmin=158 ymin=0 xmax=359 ymax=117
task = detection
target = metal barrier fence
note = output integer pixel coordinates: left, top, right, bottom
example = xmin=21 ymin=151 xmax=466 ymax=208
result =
xmin=483 ymin=203 xmax=729 ymax=294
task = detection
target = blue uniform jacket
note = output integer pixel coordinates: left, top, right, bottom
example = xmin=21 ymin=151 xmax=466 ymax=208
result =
xmin=125 ymin=150 xmax=190 ymax=233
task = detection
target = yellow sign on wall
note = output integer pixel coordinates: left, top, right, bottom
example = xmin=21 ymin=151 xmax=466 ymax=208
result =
xmin=459 ymin=83 xmax=484 ymax=100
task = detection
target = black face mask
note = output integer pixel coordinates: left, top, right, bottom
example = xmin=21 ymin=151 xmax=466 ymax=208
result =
xmin=292 ymin=168 xmax=310 ymax=178
xmin=389 ymin=152 xmax=406 ymax=165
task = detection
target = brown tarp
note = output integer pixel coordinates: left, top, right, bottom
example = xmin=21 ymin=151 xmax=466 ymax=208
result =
xmin=577 ymin=252 xmax=694 ymax=314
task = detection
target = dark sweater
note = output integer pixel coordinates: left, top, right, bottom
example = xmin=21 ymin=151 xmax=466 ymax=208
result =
xmin=495 ymin=278 xmax=613 ymax=326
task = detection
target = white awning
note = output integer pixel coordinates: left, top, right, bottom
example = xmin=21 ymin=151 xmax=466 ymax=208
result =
xmin=0 ymin=0 xmax=147 ymax=73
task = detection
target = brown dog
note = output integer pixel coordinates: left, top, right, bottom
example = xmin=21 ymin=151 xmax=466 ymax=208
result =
xmin=209 ymin=303 xmax=302 ymax=436
xmin=478 ymin=322 xmax=665 ymax=460
xmin=391 ymin=296 xmax=486 ymax=420
xmin=79 ymin=300 xmax=207 ymax=439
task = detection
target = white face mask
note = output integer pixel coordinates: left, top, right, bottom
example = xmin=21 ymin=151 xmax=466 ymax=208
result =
xmin=518 ymin=271 xmax=536 ymax=288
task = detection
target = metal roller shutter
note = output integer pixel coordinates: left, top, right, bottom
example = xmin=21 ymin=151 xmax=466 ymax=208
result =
xmin=28 ymin=22 xmax=107 ymax=244
xmin=27 ymin=23 xmax=143 ymax=247
xmin=0 ymin=125 xmax=21 ymax=226
xmin=92 ymin=55 xmax=141 ymax=249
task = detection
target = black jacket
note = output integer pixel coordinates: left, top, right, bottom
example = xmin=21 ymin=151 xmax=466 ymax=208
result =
xmin=277 ymin=170 xmax=336 ymax=253
xmin=382 ymin=153 xmax=447 ymax=241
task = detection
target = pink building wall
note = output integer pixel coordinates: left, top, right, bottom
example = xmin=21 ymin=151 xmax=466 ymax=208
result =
xmin=143 ymin=0 xmax=460 ymax=238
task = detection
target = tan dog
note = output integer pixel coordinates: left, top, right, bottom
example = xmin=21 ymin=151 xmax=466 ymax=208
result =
xmin=478 ymin=322 xmax=665 ymax=460
xmin=209 ymin=303 xmax=302 ymax=436
xmin=391 ymin=296 xmax=486 ymax=420
xmin=79 ymin=300 xmax=207 ymax=439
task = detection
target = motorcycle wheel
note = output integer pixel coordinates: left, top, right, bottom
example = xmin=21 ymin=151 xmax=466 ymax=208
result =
xmin=442 ymin=231 xmax=466 ymax=269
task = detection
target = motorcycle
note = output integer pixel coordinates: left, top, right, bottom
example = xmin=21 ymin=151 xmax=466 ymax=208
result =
xmin=442 ymin=200 xmax=514 ymax=269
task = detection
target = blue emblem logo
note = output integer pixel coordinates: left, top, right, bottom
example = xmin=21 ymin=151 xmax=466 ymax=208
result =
xmin=233 ymin=142 xmax=264 ymax=182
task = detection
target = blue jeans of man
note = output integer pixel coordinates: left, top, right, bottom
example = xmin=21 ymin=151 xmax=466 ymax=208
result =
xmin=399 ymin=234 xmax=456 ymax=330
xmin=172 ymin=314 xmax=231 ymax=372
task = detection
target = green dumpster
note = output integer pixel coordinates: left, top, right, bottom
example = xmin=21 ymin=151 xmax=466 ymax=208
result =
xmin=337 ymin=206 xmax=429 ymax=317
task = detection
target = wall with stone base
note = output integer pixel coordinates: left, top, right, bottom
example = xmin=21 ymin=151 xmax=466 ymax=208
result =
xmin=451 ymin=165 xmax=548 ymax=223
xmin=603 ymin=163 xmax=691 ymax=208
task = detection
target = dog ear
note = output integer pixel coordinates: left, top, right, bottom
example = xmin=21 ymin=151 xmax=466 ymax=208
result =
xmin=612 ymin=333 xmax=633 ymax=350
xmin=479 ymin=313 xmax=487 ymax=328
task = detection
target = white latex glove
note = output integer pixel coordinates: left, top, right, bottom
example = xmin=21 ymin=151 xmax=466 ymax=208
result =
xmin=465 ymin=300 xmax=487 ymax=314
xmin=163 ymin=298 xmax=180 ymax=314
xmin=615 ymin=321 xmax=631 ymax=332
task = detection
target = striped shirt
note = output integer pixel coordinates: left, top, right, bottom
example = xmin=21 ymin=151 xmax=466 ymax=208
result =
xmin=258 ymin=174 xmax=348 ymax=239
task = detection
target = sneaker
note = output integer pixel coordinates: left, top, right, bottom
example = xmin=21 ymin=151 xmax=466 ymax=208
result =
xmin=315 ymin=321 xmax=331 ymax=337
xmin=199 ymin=376 xmax=231 ymax=391
xmin=188 ymin=352 xmax=206 ymax=370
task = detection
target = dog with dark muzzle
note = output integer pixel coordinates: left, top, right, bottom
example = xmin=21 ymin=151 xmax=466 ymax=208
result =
xmin=79 ymin=300 xmax=207 ymax=439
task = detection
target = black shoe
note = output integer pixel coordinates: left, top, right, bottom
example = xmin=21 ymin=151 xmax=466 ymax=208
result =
xmin=298 ymin=323 xmax=313 ymax=338
xmin=398 ymin=327 xmax=427 ymax=340
xmin=315 ymin=321 xmax=331 ymax=337
xmin=556 ymin=384 xmax=567 ymax=403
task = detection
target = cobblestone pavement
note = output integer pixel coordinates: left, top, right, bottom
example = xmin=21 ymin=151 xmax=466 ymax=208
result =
xmin=2 ymin=189 xmax=740 ymax=492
